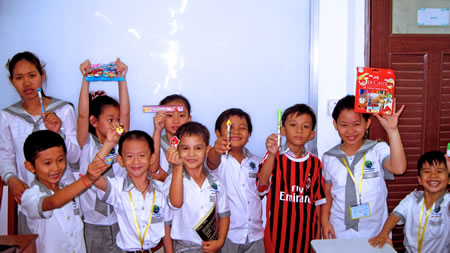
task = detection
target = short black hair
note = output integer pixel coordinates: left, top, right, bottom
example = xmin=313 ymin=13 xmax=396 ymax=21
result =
xmin=282 ymin=104 xmax=317 ymax=130
xmin=417 ymin=151 xmax=448 ymax=175
xmin=175 ymin=122 xmax=210 ymax=145
xmin=332 ymin=95 xmax=370 ymax=122
xmin=159 ymin=94 xmax=191 ymax=115
xmin=23 ymin=130 xmax=67 ymax=165
xmin=215 ymin=108 xmax=253 ymax=134
xmin=118 ymin=130 xmax=155 ymax=155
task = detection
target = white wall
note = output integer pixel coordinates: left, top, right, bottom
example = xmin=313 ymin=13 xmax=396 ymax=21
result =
xmin=0 ymin=0 xmax=366 ymax=233
xmin=0 ymin=0 xmax=311 ymax=158
xmin=316 ymin=0 xmax=366 ymax=157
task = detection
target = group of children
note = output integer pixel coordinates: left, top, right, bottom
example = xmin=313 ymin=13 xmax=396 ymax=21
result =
xmin=0 ymin=51 xmax=448 ymax=253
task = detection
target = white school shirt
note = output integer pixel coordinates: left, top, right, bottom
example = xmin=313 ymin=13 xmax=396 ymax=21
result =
xmin=78 ymin=133 xmax=126 ymax=225
xmin=21 ymin=179 xmax=86 ymax=253
xmin=0 ymin=100 xmax=80 ymax=185
xmin=211 ymin=148 xmax=264 ymax=244
xmin=322 ymin=141 xmax=391 ymax=239
xmin=163 ymin=169 xmax=231 ymax=246
xmin=392 ymin=191 xmax=449 ymax=253
xmin=97 ymin=174 xmax=168 ymax=251
xmin=159 ymin=134 xmax=171 ymax=174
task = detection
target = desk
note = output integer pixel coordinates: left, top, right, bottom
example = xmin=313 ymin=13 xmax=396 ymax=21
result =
xmin=0 ymin=234 xmax=38 ymax=253
xmin=311 ymin=238 xmax=397 ymax=253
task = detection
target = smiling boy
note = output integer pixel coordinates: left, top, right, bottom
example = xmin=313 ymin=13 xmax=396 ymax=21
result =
xmin=257 ymin=104 xmax=326 ymax=253
xmin=207 ymin=108 xmax=264 ymax=252
xmin=369 ymin=151 xmax=449 ymax=252
xmin=21 ymin=130 xmax=108 ymax=252
xmin=165 ymin=122 xmax=230 ymax=253
xmin=91 ymin=130 xmax=171 ymax=252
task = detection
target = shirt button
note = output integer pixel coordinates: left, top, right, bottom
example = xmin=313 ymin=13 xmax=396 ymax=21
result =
xmin=67 ymin=216 xmax=70 ymax=220
xmin=70 ymin=233 xmax=73 ymax=237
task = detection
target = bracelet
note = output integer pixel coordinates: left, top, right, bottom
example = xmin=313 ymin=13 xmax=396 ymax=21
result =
xmin=79 ymin=173 xmax=90 ymax=187
xmin=96 ymin=154 xmax=103 ymax=161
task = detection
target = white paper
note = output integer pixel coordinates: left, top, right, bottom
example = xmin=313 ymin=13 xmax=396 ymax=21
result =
xmin=417 ymin=8 xmax=450 ymax=26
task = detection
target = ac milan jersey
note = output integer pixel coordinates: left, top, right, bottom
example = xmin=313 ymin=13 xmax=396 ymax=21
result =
xmin=258 ymin=151 xmax=326 ymax=253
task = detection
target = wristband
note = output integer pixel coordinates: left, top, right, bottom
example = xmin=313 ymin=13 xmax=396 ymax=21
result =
xmin=79 ymin=173 xmax=90 ymax=187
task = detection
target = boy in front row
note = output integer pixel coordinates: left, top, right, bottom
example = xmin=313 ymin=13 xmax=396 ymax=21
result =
xmin=21 ymin=130 xmax=110 ymax=253
xmin=369 ymin=151 xmax=449 ymax=252
xmin=165 ymin=122 xmax=230 ymax=253
xmin=91 ymin=129 xmax=172 ymax=252
xmin=258 ymin=104 xmax=326 ymax=253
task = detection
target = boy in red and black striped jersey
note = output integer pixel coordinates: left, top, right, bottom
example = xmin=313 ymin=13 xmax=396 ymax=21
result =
xmin=258 ymin=104 xmax=326 ymax=253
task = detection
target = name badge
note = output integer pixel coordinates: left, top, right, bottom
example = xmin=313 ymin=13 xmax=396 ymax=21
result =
xmin=350 ymin=202 xmax=371 ymax=220
xmin=72 ymin=199 xmax=81 ymax=216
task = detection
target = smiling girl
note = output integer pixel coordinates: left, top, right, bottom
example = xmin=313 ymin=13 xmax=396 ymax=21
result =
xmin=321 ymin=95 xmax=407 ymax=239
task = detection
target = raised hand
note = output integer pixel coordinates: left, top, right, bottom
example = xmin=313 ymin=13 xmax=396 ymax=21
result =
xmin=166 ymin=146 xmax=182 ymax=167
xmin=266 ymin=134 xmax=279 ymax=155
xmin=79 ymin=59 xmax=92 ymax=76
xmin=43 ymin=111 xmax=62 ymax=133
xmin=115 ymin=58 xmax=128 ymax=77
xmin=374 ymin=104 xmax=405 ymax=133
xmin=153 ymin=111 xmax=167 ymax=133
xmin=86 ymin=159 xmax=111 ymax=183
xmin=212 ymin=136 xmax=230 ymax=155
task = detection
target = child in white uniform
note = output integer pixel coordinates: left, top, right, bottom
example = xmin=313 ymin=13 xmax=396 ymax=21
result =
xmin=207 ymin=108 xmax=264 ymax=252
xmin=321 ymin=95 xmax=407 ymax=239
xmin=150 ymin=94 xmax=192 ymax=181
xmin=92 ymin=130 xmax=171 ymax=252
xmin=77 ymin=59 xmax=130 ymax=252
xmin=21 ymin=130 xmax=109 ymax=252
xmin=165 ymin=122 xmax=230 ymax=253
xmin=369 ymin=151 xmax=449 ymax=253
xmin=0 ymin=51 xmax=80 ymax=233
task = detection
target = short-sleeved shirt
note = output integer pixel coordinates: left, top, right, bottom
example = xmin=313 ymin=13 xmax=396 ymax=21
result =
xmin=79 ymin=133 xmax=126 ymax=225
xmin=257 ymin=144 xmax=326 ymax=253
xmin=97 ymin=174 xmax=168 ymax=251
xmin=21 ymin=179 xmax=85 ymax=253
xmin=322 ymin=140 xmax=391 ymax=239
xmin=159 ymin=134 xmax=171 ymax=174
xmin=211 ymin=148 xmax=264 ymax=244
xmin=163 ymin=169 xmax=231 ymax=246
xmin=392 ymin=191 xmax=449 ymax=253
xmin=0 ymin=99 xmax=80 ymax=186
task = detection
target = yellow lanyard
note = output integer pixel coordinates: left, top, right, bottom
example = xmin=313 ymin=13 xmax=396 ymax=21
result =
xmin=342 ymin=154 xmax=365 ymax=204
xmin=417 ymin=200 xmax=433 ymax=253
xmin=128 ymin=189 xmax=155 ymax=249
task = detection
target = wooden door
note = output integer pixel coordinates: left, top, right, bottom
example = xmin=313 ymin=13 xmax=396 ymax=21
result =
xmin=370 ymin=0 xmax=450 ymax=251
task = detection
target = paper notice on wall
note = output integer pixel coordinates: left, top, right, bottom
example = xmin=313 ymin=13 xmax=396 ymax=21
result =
xmin=417 ymin=8 xmax=449 ymax=26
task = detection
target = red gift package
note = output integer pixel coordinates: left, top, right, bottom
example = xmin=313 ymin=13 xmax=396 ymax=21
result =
xmin=355 ymin=67 xmax=395 ymax=115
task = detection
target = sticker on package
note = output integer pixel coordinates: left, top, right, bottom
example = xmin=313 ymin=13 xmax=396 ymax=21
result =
xmin=85 ymin=62 xmax=125 ymax=82
xmin=355 ymin=67 xmax=395 ymax=115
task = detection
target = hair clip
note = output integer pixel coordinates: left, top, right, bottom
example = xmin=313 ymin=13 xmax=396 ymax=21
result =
xmin=90 ymin=90 xmax=107 ymax=100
